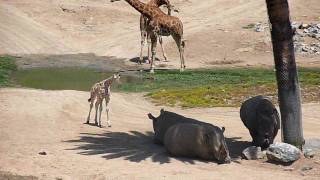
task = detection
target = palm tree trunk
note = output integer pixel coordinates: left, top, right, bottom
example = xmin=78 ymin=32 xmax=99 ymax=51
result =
xmin=265 ymin=0 xmax=304 ymax=149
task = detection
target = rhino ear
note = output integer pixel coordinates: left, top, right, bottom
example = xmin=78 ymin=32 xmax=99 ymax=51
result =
xmin=221 ymin=127 xmax=225 ymax=133
xmin=160 ymin=108 xmax=165 ymax=114
xmin=147 ymin=113 xmax=157 ymax=122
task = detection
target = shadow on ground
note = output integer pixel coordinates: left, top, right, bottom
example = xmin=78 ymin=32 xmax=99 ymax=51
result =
xmin=66 ymin=131 xmax=251 ymax=164
xmin=225 ymin=137 xmax=251 ymax=159
xmin=129 ymin=56 xmax=161 ymax=64
xmin=66 ymin=131 xmax=172 ymax=164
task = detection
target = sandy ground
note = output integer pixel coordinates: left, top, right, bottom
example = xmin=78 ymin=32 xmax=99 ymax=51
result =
xmin=1 ymin=0 xmax=320 ymax=179
xmin=1 ymin=0 xmax=320 ymax=69
xmin=0 ymin=88 xmax=319 ymax=179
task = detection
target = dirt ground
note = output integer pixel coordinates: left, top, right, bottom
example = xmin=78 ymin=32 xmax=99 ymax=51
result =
xmin=1 ymin=0 xmax=320 ymax=179
xmin=1 ymin=0 xmax=320 ymax=69
xmin=0 ymin=88 xmax=319 ymax=180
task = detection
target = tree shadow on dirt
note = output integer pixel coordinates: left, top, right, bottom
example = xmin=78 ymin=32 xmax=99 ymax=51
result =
xmin=66 ymin=131 xmax=198 ymax=164
xmin=225 ymin=137 xmax=251 ymax=159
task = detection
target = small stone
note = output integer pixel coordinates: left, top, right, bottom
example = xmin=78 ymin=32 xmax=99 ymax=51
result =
xmin=242 ymin=146 xmax=265 ymax=160
xmin=266 ymin=142 xmax=301 ymax=163
xmin=283 ymin=167 xmax=294 ymax=171
xmin=39 ymin=151 xmax=47 ymax=155
xmin=300 ymin=23 xmax=310 ymax=29
xmin=301 ymin=166 xmax=313 ymax=171
xmin=303 ymin=148 xmax=315 ymax=158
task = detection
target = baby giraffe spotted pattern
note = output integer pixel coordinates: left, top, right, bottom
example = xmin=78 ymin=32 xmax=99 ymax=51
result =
xmin=86 ymin=73 xmax=120 ymax=127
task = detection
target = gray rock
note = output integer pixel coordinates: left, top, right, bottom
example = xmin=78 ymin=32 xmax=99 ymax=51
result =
xmin=303 ymin=148 xmax=315 ymax=158
xmin=242 ymin=146 xmax=265 ymax=160
xmin=266 ymin=142 xmax=301 ymax=163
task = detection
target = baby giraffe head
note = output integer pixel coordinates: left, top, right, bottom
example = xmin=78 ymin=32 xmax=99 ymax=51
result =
xmin=113 ymin=73 xmax=121 ymax=81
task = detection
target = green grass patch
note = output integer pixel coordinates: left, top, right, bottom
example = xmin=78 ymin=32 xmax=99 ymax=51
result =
xmin=118 ymin=68 xmax=320 ymax=107
xmin=13 ymin=68 xmax=116 ymax=91
xmin=0 ymin=56 xmax=17 ymax=86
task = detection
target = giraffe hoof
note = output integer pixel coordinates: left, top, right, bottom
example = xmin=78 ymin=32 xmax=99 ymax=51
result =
xmin=85 ymin=121 xmax=89 ymax=124
xmin=108 ymin=125 xmax=112 ymax=127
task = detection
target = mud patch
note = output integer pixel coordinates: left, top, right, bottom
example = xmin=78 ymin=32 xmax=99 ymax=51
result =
xmin=14 ymin=53 xmax=130 ymax=71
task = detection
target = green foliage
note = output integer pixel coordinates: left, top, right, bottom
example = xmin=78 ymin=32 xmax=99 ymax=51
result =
xmin=118 ymin=68 xmax=320 ymax=107
xmin=0 ymin=56 xmax=17 ymax=86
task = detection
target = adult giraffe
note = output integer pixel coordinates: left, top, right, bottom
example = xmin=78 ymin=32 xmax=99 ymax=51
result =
xmin=139 ymin=0 xmax=173 ymax=64
xmin=111 ymin=0 xmax=186 ymax=73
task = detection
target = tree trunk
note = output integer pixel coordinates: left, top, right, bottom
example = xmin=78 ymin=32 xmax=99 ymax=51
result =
xmin=265 ymin=0 xmax=304 ymax=149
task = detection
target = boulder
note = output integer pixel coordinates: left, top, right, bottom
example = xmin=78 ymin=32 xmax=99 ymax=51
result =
xmin=266 ymin=142 xmax=301 ymax=163
xmin=242 ymin=146 xmax=265 ymax=160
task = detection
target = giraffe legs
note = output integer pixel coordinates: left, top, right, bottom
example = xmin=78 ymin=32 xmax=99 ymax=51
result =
xmin=86 ymin=93 xmax=95 ymax=124
xmin=105 ymin=96 xmax=111 ymax=127
xmin=173 ymin=35 xmax=186 ymax=72
xmin=146 ymin=34 xmax=152 ymax=64
xmin=94 ymin=98 xmax=101 ymax=126
xmin=150 ymin=32 xmax=158 ymax=73
xmin=139 ymin=30 xmax=147 ymax=64
xmin=159 ymin=36 xmax=168 ymax=62
xmin=98 ymin=99 xmax=103 ymax=128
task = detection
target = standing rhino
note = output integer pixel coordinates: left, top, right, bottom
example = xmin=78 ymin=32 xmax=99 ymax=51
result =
xmin=240 ymin=95 xmax=280 ymax=149
xmin=148 ymin=109 xmax=213 ymax=144
xmin=164 ymin=123 xmax=231 ymax=163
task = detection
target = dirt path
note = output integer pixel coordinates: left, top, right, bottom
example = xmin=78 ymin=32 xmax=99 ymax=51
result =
xmin=0 ymin=88 xmax=319 ymax=179
xmin=1 ymin=0 xmax=319 ymax=69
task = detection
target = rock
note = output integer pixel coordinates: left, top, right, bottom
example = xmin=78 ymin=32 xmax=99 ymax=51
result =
xmin=300 ymin=23 xmax=310 ymax=29
xmin=266 ymin=142 xmax=301 ymax=163
xmin=254 ymin=22 xmax=265 ymax=32
xmin=242 ymin=146 xmax=265 ymax=160
xmin=301 ymin=166 xmax=313 ymax=171
xmin=39 ymin=151 xmax=47 ymax=155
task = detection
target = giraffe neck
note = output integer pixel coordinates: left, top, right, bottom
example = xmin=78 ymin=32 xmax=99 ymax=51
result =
xmin=148 ymin=0 xmax=167 ymax=7
xmin=125 ymin=0 xmax=154 ymax=19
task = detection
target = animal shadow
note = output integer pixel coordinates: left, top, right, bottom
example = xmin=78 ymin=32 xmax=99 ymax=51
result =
xmin=225 ymin=137 xmax=251 ymax=159
xmin=130 ymin=57 xmax=160 ymax=64
xmin=66 ymin=131 xmax=172 ymax=164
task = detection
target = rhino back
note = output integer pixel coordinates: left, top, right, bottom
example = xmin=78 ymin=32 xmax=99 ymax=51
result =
xmin=156 ymin=111 xmax=214 ymax=143
xmin=240 ymin=95 xmax=266 ymax=131
xmin=164 ymin=124 xmax=207 ymax=158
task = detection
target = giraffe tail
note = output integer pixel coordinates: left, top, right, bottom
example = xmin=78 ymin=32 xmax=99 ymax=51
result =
xmin=88 ymin=98 xmax=92 ymax=102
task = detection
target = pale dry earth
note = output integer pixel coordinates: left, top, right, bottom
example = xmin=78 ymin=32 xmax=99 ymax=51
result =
xmin=0 ymin=0 xmax=319 ymax=68
xmin=0 ymin=88 xmax=319 ymax=179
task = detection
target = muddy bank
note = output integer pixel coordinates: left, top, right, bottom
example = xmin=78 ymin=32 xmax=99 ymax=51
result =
xmin=14 ymin=53 xmax=138 ymax=72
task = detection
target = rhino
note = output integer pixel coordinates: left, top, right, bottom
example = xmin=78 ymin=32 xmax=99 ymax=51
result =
xmin=164 ymin=123 xmax=231 ymax=163
xmin=148 ymin=109 xmax=214 ymax=144
xmin=240 ymin=95 xmax=280 ymax=149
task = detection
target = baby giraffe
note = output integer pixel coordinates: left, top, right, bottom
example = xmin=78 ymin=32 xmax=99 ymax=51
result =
xmin=86 ymin=73 xmax=120 ymax=127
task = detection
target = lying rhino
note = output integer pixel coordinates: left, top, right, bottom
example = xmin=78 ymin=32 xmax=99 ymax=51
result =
xmin=164 ymin=123 xmax=231 ymax=163
xmin=240 ymin=95 xmax=280 ymax=149
xmin=148 ymin=109 xmax=213 ymax=144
